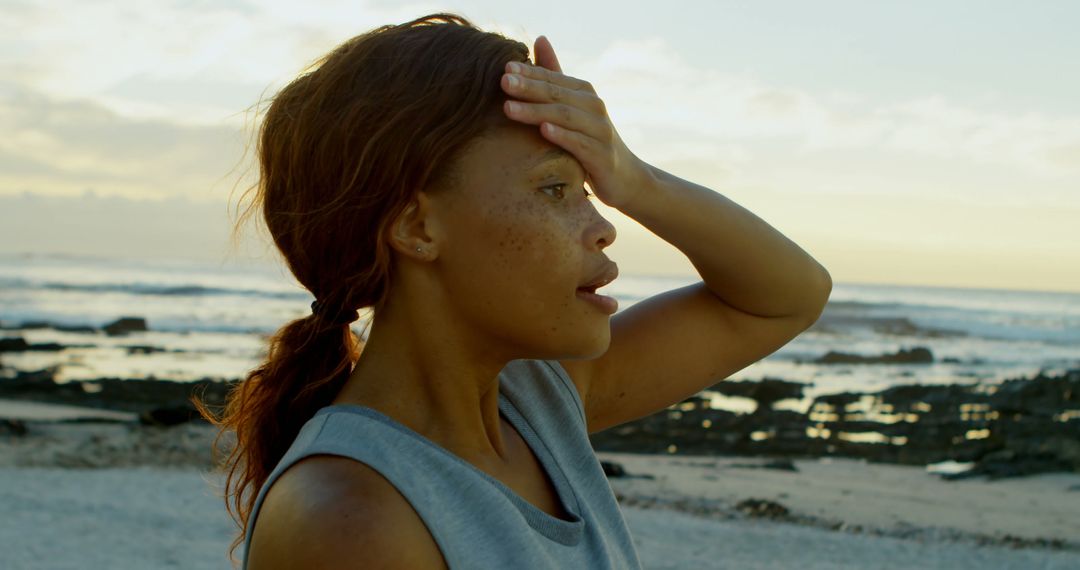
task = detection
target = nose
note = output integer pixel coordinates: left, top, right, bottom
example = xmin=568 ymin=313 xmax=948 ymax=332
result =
xmin=587 ymin=211 xmax=617 ymax=251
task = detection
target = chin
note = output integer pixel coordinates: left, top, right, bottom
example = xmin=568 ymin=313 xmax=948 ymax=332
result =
xmin=577 ymin=333 xmax=612 ymax=360
xmin=535 ymin=336 xmax=608 ymax=362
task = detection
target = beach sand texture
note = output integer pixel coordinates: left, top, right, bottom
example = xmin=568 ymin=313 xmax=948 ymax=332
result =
xmin=1 ymin=402 xmax=1078 ymax=569
xmin=1 ymin=464 xmax=1078 ymax=569
xmin=599 ymin=451 xmax=1080 ymax=547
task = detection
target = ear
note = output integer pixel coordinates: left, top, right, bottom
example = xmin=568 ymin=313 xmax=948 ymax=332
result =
xmin=387 ymin=191 xmax=440 ymax=259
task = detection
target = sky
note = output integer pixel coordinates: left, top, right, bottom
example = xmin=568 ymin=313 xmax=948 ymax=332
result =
xmin=1 ymin=0 xmax=1078 ymax=293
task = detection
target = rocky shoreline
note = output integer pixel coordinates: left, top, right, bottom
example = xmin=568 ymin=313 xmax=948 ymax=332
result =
xmin=590 ymin=366 xmax=1080 ymax=480
xmin=2 ymin=320 xmax=1078 ymax=482
xmin=1 ymin=344 xmax=1078 ymax=480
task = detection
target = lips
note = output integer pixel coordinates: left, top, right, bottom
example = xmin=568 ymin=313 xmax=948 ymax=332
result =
xmin=577 ymin=262 xmax=619 ymax=293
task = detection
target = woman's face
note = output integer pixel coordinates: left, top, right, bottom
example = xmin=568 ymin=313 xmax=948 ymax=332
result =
xmin=430 ymin=120 xmax=618 ymax=360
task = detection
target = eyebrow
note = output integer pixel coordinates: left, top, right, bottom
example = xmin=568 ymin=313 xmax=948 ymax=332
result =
xmin=526 ymin=147 xmax=576 ymax=171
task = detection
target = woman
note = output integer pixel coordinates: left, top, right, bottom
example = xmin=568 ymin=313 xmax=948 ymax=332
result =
xmin=197 ymin=12 xmax=832 ymax=569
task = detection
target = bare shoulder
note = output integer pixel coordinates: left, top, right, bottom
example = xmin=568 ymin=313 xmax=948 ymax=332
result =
xmin=246 ymin=454 xmax=449 ymax=570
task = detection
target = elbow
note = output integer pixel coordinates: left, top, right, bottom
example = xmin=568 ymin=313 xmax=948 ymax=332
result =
xmin=813 ymin=268 xmax=833 ymax=313
xmin=797 ymin=267 xmax=832 ymax=325
xmin=819 ymin=267 xmax=833 ymax=301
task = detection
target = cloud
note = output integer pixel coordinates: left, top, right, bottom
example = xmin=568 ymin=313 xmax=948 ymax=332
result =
xmin=0 ymin=190 xmax=270 ymax=264
xmin=1 ymin=0 xmax=443 ymax=125
xmin=573 ymin=38 xmax=1080 ymax=180
xmin=867 ymin=96 xmax=1080 ymax=177
xmin=0 ymin=81 xmax=249 ymax=201
xmin=4 ymin=3 xmax=1078 ymax=210
xmin=1043 ymin=141 xmax=1080 ymax=171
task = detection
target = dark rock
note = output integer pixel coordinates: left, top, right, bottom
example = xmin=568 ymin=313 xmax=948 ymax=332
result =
xmin=139 ymin=404 xmax=205 ymax=426
xmin=7 ymin=368 xmax=58 ymax=385
xmin=878 ymin=382 xmax=968 ymax=405
xmin=943 ymin=453 xmax=1073 ymax=481
xmin=0 ymin=321 xmax=98 ymax=334
xmin=28 ymin=342 xmax=67 ymax=352
xmin=103 ymin=317 xmax=148 ymax=336
xmin=589 ymin=367 xmax=1080 ymax=479
xmin=600 ymin=460 xmax=627 ymax=477
xmin=814 ymin=346 xmax=934 ymax=365
xmin=872 ymin=318 xmax=920 ymax=336
xmin=55 ymin=324 xmax=98 ymax=333
xmin=736 ymin=498 xmax=790 ymax=519
xmin=0 ymin=418 xmax=28 ymax=437
xmin=0 ymin=371 xmax=236 ymax=421
xmin=870 ymin=318 xmax=966 ymax=339
xmin=0 ymin=337 xmax=30 ymax=352
xmin=708 ymin=377 xmax=810 ymax=410
xmin=124 ymin=345 xmax=167 ymax=355
xmin=11 ymin=321 xmax=52 ymax=330
xmin=729 ymin=458 xmax=799 ymax=472
xmin=0 ymin=337 xmax=106 ymax=354
xmin=762 ymin=458 xmax=798 ymax=471
xmin=598 ymin=460 xmax=655 ymax=480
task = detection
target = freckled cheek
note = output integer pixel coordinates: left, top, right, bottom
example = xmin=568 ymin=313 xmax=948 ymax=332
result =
xmin=489 ymin=225 xmax=548 ymax=274
xmin=486 ymin=199 xmax=542 ymax=259
xmin=481 ymin=197 xmax=577 ymax=292
xmin=488 ymin=228 xmax=524 ymax=277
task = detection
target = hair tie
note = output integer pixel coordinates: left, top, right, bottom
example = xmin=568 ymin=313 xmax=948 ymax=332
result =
xmin=310 ymin=299 xmax=359 ymax=325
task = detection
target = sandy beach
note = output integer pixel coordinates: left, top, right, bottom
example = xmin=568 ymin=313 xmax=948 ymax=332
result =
xmin=2 ymin=400 xmax=1079 ymax=569
xmin=599 ymin=451 xmax=1080 ymax=548
xmin=2 ymin=466 xmax=1078 ymax=570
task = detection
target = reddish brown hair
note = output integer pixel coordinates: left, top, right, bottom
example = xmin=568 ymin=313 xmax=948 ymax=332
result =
xmin=192 ymin=13 xmax=530 ymax=564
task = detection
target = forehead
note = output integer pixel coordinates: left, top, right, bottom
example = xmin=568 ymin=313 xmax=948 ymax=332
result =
xmin=461 ymin=122 xmax=583 ymax=179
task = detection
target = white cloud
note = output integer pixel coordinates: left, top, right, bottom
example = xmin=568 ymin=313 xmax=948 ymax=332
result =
xmin=1 ymin=0 xmax=441 ymax=125
xmin=0 ymin=81 xmax=247 ymax=200
xmin=573 ymin=38 xmax=1080 ymax=180
xmin=3 ymin=2 xmax=1078 ymax=208
xmin=869 ymin=96 xmax=1080 ymax=177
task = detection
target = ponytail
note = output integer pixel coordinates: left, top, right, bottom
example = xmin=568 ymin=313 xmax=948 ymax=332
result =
xmin=192 ymin=313 xmax=365 ymax=564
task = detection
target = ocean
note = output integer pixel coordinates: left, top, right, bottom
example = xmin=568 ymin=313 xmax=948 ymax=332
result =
xmin=1 ymin=253 xmax=1078 ymax=413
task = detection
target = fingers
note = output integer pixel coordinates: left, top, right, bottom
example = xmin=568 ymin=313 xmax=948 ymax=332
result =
xmin=533 ymin=35 xmax=563 ymax=73
xmin=502 ymin=71 xmax=604 ymax=113
xmin=500 ymin=57 xmax=613 ymax=162
xmin=505 ymin=61 xmax=595 ymax=94
xmin=504 ymin=99 xmax=611 ymax=143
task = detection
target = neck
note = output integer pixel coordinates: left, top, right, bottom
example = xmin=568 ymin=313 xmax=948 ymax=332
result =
xmin=330 ymin=296 xmax=519 ymax=464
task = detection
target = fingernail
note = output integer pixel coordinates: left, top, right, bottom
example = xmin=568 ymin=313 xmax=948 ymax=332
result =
xmin=507 ymin=101 xmax=522 ymax=113
xmin=508 ymin=62 xmax=522 ymax=73
xmin=506 ymin=75 xmax=519 ymax=88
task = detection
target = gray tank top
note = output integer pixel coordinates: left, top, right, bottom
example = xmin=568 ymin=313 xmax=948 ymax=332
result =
xmin=240 ymin=359 xmax=643 ymax=569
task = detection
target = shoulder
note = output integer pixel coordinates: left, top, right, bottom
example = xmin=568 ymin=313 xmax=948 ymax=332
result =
xmin=502 ymin=359 xmax=590 ymax=425
xmin=246 ymin=454 xmax=449 ymax=570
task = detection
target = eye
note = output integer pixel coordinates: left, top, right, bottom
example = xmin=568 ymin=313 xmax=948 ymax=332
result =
xmin=540 ymin=183 xmax=593 ymax=200
xmin=539 ymin=183 xmax=567 ymax=199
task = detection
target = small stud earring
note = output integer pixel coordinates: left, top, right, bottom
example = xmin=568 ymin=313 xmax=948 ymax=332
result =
xmin=416 ymin=247 xmax=422 ymax=252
